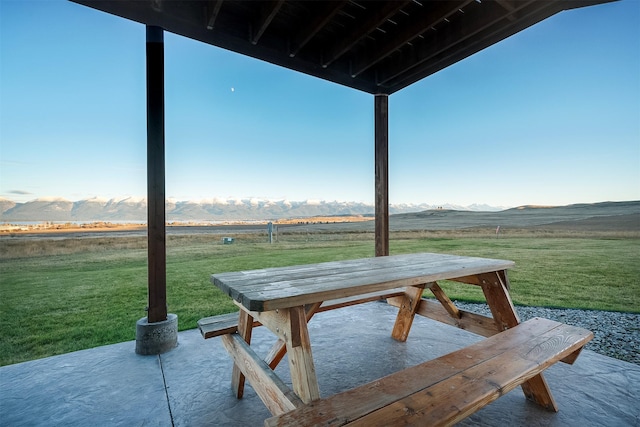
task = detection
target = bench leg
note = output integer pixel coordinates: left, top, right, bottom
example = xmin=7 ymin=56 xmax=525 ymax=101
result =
xmin=391 ymin=284 xmax=426 ymax=342
xmin=231 ymin=309 xmax=253 ymax=398
xmin=521 ymin=371 xmax=559 ymax=411
xmin=479 ymin=271 xmax=559 ymax=412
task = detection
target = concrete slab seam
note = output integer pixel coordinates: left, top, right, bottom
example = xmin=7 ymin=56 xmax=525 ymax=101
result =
xmin=159 ymin=354 xmax=175 ymax=427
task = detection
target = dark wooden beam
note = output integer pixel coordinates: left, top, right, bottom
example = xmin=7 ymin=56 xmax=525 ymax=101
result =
xmin=73 ymin=0 xmax=611 ymax=94
xmin=351 ymin=0 xmax=472 ymax=77
xmin=146 ymin=26 xmax=167 ymax=323
xmin=288 ymin=1 xmax=346 ymax=57
xmin=251 ymin=0 xmax=284 ymax=45
xmin=495 ymin=0 xmax=519 ymax=22
xmin=379 ymin=0 xmax=548 ymax=90
xmin=321 ymin=1 xmax=412 ymax=68
xmin=374 ymin=94 xmax=389 ymax=257
xmin=206 ymin=0 xmax=224 ymax=30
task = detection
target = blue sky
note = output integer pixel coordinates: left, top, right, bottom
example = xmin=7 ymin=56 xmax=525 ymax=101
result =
xmin=1 ymin=0 xmax=638 ymax=207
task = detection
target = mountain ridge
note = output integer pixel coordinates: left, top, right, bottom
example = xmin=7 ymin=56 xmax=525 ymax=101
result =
xmin=1 ymin=197 xmax=636 ymax=223
xmin=0 ymin=196 xmax=508 ymax=222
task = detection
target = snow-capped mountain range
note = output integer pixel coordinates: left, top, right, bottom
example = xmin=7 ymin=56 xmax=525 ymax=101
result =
xmin=0 ymin=196 xmax=507 ymax=222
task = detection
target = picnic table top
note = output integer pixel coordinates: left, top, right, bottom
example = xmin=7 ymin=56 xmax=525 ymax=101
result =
xmin=211 ymin=252 xmax=515 ymax=312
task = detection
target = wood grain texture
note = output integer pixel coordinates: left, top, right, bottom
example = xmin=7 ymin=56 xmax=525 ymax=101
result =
xmin=231 ymin=310 xmax=253 ymax=399
xmin=387 ymin=297 xmax=499 ymax=337
xmin=429 ymin=282 xmax=460 ymax=319
xmin=285 ymin=306 xmax=321 ymax=403
xmin=221 ymin=334 xmax=302 ymax=416
xmin=239 ymin=304 xmax=321 ymax=404
xmin=477 ymin=271 xmax=559 ymax=409
xmin=198 ymin=290 xmax=406 ymax=340
xmin=212 ymin=253 xmax=514 ymax=312
xmin=478 ymin=271 xmax=519 ymax=331
xmin=198 ymin=312 xmax=241 ymax=338
xmin=266 ymin=302 xmax=321 ymax=370
xmin=264 ymin=318 xmax=593 ymax=426
xmin=391 ymin=285 xmax=425 ymax=342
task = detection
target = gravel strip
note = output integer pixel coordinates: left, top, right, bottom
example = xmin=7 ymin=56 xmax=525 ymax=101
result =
xmin=455 ymin=302 xmax=640 ymax=365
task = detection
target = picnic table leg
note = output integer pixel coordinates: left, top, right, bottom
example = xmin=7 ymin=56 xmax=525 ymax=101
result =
xmin=264 ymin=302 xmax=322 ymax=370
xmin=231 ymin=309 xmax=253 ymax=398
xmin=250 ymin=306 xmax=321 ymax=403
xmin=391 ymin=284 xmax=426 ymax=342
xmin=479 ymin=271 xmax=559 ymax=411
xmin=283 ymin=306 xmax=321 ymax=403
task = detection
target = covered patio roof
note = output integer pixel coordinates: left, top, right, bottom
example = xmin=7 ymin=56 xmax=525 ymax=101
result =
xmin=69 ymin=0 xmax=612 ymax=326
xmin=72 ymin=0 xmax=610 ymax=95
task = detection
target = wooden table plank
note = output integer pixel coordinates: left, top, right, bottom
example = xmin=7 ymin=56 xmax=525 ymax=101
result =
xmin=212 ymin=253 xmax=514 ymax=312
xmin=214 ymin=254 xmax=512 ymax=291
xmin=214 ymin=253 xmax=443 ymax=284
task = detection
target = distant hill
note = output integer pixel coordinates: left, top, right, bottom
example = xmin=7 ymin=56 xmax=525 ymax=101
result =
xmin=286 ymin=201 xmax=640 ymax=232
xmin=0 ymin=196 xmax=507 ymax=222
xmin=391 ymin=201 xmax=640 ymax=230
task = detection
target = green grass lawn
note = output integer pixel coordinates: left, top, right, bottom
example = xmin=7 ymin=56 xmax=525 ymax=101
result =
xmin=1 ymin=233 xmax=638 ymax=366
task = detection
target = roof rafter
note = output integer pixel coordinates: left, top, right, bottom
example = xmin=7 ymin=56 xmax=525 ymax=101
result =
xmin=495 ymin=0 xmax=518 ymax=22
xmin=376 ymin=0 xmax=538 ymax=86
xmin=251 ymin=0 xmax=285 ymax=45
xmin=321 ymin=0 xmax=412 ymax=68
xmin=288 ymin=1 xmax=347 ymax=58
xmin=381 ymin=1 xmax=563 ymax=90
xmin=351 ymin=0 xmax=474 ymax=78
xmin=70 ymin=0 xmax=614 ymax=95
xmin=206 ymin=0 xmax=223 ymax=30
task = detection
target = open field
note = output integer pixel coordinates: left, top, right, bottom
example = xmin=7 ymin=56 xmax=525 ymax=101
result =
xmin=1 ymin=203 xmax=638 ymax=366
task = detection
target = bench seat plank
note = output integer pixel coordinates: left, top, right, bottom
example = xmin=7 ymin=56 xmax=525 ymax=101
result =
xmin=264 ymin=317 xmax=593 ymax=427
xmin=198 ymin=312 xmax=244 ymax=339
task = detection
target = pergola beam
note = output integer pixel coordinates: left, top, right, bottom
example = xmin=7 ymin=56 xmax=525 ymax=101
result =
xmin=377 ymin=0 xmax=538 ymax=86
xmin=380 ymin=0 xmax=559 ymax=89
xmin=288 ymin=1 xmax=346 ymax=57
xmin=321 ymin=0 xmax=412 ymax=68
xmin=206 ymin=0 xmax=224 ymax=30
xmin=351 ymin=0 xmax=472 ymax=78
xmin=251 ymin=0 xmax=284 ymax=45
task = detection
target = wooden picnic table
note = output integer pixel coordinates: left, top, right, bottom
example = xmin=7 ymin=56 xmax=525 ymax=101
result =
xmin=206 ymin=252 xmax=592 ymax=425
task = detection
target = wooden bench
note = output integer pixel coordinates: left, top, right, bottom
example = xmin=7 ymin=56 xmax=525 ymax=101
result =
xmin=198 ymin=288 xmax=407 ymax=339
xmin=264 ymin=317 xmax=593 ymax=427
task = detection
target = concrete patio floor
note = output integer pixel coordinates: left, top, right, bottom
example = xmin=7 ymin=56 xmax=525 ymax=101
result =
xmin=2 ymin=302 xmax=639 ymax=426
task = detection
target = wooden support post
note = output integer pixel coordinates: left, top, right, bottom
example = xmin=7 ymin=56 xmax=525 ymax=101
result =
xmin=146 ymin=25 xmax=167 ymax=323
xmin=374 ymin=94 xmax=389 ymax=257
